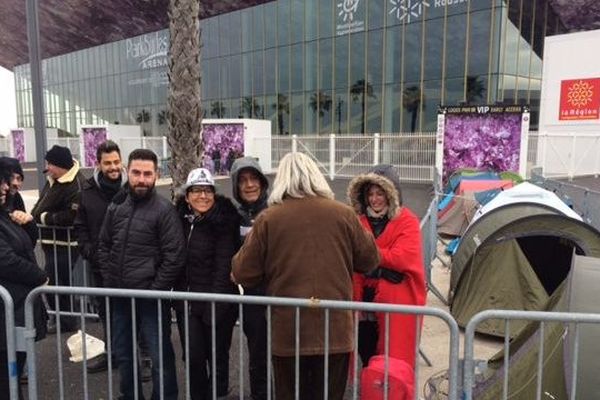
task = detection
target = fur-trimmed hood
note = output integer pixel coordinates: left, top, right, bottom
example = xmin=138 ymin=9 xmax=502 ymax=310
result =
xmin=347 ymin=165 xmax=403 ymax=219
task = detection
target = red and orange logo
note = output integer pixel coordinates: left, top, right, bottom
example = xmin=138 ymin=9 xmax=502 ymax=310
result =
xmin=559 ymin=78 xmax=600 ymax=121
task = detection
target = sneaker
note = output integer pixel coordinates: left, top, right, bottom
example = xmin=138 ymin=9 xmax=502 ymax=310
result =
xmin=87 ymin=353 xmax=108 ymax=373
xmin=140 ymin=357 xmax=152 ymax=382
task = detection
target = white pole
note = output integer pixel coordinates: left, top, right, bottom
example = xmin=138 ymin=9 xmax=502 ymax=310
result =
xmin=162 ymin=136 xmax=168 ymax=160
xmin=374 ymin=133 xmax=380 ymax=165
xmin=329 ymin=134 xmax=335 ymax=180
xmin=292 ymin=134 xmax=298 ymax=153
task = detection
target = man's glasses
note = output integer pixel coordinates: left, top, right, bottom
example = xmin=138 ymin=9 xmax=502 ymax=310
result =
xmin=188 ymin=186 xmax=214 ymax=195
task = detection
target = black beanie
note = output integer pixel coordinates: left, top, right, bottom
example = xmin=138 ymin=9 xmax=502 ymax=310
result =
xmin=45 ymin=145 xmax=74 ymax=170
xmin=0 ymin=157 xmax=24 ymax=180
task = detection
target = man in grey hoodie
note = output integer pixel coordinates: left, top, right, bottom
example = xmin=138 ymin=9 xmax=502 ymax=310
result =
xmin=230 ymin=157 xmax=269 ymax=400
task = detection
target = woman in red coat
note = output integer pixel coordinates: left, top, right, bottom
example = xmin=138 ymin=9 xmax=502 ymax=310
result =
xmin=347 ymin=164 xmax=426 ymax=369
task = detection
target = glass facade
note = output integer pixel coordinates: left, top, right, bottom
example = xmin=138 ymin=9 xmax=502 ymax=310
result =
xmin=14 ymin=0 xmax=566 ymax=136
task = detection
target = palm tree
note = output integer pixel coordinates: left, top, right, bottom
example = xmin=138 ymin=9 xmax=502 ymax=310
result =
xmin=308 ymin=91 xmax=332 ymax=119
xmin=167 ymin=0 xmax=202 ymax=191
xmin=210 ymin=101 xmax=227 ymax=118
xmin=135 ymin=109 xmax=151 ymax=124
xmin=241 ymin=97 xmax=262 ymax=118
xmin=271 ymin=94 xmax=290 ymax=135
xmin=350 ymin=79 xmax=376 ymax=134
xmin=466 ymin=75 xmax=486 ymax=104
xmin=402 ymin=85 xmax=422 ymax=133
xmin=157 ymin=110 xmax=168 ymax=125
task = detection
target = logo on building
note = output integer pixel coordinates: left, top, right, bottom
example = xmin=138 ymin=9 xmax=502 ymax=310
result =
xmin=126 ymin=32 xmax=169 ymax=70
xmin=336 ymin=0 xmax=365 ymax=35
xmin=389 ymin=0 xmax=430 ymax=23
xmin=559 ymin=78 xmax=600 ymax=121
xmin=337 ymin=0 xmax=360 ymax=22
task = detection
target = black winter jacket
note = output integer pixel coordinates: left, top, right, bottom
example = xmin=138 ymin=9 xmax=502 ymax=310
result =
xmin=31 ymin=160 xmax=86 ymax=246
xmin=0 ymin=211 xmax=48 ymax=350
xmin=176 ymin=195 xmax=240 ymax=322
xmin=74 ymin=171 xmax=125 ymax=269
xmin=97 ymin=188 xmax=185 ymax=290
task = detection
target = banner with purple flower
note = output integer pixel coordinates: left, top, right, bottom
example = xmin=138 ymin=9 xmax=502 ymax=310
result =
xmin=436 ymin=106 xmax=529 ymax=184
xmin=82 ymin=127 xmax=108 ymax=167
xmin=201 ymin=123 xmax=244 ymax=175
xmin=10 ymin=129 xmax=25 ymax=162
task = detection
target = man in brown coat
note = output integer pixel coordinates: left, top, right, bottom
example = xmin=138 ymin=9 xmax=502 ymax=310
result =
xmin=232 ymin=152 xmax=379 ymax=400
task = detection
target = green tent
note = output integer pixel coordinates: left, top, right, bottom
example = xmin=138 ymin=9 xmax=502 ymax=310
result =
xmin=470 ymin=255 xmax=600 ymax=399
xmin=449 ymin=202 xmax=600 ymax=337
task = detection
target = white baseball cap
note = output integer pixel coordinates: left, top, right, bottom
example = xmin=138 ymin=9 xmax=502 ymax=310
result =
xmin=181 ymin=168 xmax=215 ymax=191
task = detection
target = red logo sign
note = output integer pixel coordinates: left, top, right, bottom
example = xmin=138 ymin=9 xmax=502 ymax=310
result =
xmin=559 ymin=78 xmax=600 ymax=121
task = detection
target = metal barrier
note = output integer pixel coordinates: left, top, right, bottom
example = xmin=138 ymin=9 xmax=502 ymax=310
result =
xmin=419 ymin=196 xmax=447 ymax=306
xmin=0 ymin=285 xmax=18 ymax=400
xmin=23 ymin=286 xmax=460 ymax=400
xmin=272 ymin=133 xmax=436 ymax=182
xmin=35 ymin=225 xmax=97 ymax=320
xmin=530 ymin=168 xmax=600 ymax=233
xmin=463 ymin=309 xmax=600 ymax=400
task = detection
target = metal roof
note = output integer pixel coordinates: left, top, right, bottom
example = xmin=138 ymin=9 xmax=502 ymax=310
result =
xmin=0 ymin=0 xmax=598 ymax=70
xmin=0 ymin=0 xmax=273 ymax=69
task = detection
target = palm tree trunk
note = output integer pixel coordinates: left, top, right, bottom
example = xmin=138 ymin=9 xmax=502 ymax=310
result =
xmin=167 ymin=0 xmax=202 ymax=195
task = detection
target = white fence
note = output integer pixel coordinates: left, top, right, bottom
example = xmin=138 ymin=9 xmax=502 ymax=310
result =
xmin=273 ymin=133 xmax=437 ymax=183
xmin=5 ymin=131 xmax=600 ymax=182
xmin=534 ymin=131 xmax=600 ymax=179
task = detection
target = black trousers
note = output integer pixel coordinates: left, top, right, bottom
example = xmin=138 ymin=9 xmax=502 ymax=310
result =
xmin=238 ymin=303 xmax=268 ymax=400
xmin=43 ymin=245 xmax=80 ymax=330
xmin=358 ymin=320 xmax=379 ymax=366
xmin=174 ymin=307 xmax=236 ymax=400
xmin=0 ymin=351 xmax=26 ymax=400
xmin=272 ymin=353 xmax=349 ymax=400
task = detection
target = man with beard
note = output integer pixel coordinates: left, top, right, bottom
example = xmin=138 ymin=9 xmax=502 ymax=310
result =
xmin=75 ymin=140 xmax=150 ymax=375
xmin=97 ymin=149 xmax=185 ymax=400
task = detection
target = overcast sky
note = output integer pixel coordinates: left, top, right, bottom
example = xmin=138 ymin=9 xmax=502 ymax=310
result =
xmin=0 ymin=67 xmax=16 ymax=137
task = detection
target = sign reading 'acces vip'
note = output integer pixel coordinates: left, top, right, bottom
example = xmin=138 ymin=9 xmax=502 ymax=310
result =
xmin=559 ymin=78 xmax=600 ymax=121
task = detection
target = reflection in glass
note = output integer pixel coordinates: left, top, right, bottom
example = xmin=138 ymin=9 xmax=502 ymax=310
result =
xmin=402 ymin=84 xmax=422 ymax=132
xmin=271 ymin=94 xmax=290 ymax=135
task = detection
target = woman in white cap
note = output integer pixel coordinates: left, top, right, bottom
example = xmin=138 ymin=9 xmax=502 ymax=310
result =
xmin=174 ymin=167 xmax=240 ymax=400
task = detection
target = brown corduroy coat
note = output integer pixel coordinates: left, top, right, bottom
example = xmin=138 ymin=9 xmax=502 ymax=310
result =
xmin=232 ymin=196 xmax=379 ymax=357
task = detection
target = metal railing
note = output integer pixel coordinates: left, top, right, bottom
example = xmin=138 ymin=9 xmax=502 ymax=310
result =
xmin=0 ymin=285 xmax=18 ymax=400
xmin=462 ymin=309 xmax=600 ymax=400
xmin=35 ymin=225 xmax=97 ymax=320
xmin=22 ymin=286 xmax=460 ymax=400
xmin=530 ymin=168 xmax=600 ymax=232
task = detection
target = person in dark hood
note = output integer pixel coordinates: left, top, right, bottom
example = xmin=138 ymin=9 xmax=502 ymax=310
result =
xmin=0 ymin=157 xmax=25 ymax=213
xmin=230 ymin=156 xmax=269 ymax=400
xmin=347 ymin=164 xmax=426 ymax=370
xmin=0 ymin=159 xmax=48 ymax=399
xmin=174 ymin=167 xmax=240 ymax=400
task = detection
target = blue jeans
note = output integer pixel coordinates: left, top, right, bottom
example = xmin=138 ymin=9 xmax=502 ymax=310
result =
xmin=112 ymin=298 xmax=178 ymax=400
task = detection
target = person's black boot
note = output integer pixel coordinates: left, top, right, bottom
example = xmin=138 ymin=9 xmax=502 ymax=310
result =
xmin=87 ymin=353 xmax=108 ymax=373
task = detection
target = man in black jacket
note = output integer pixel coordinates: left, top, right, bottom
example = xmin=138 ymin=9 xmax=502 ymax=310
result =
xmin=97 ymin=149 xmax=184 ymax=400
xmin=29 ymin=145 xmax=86 ymax=333
xmin=230 ymin=156 xmax=269 ymax=400
xmin=74 ymin=140 xmax=128 ymax=373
